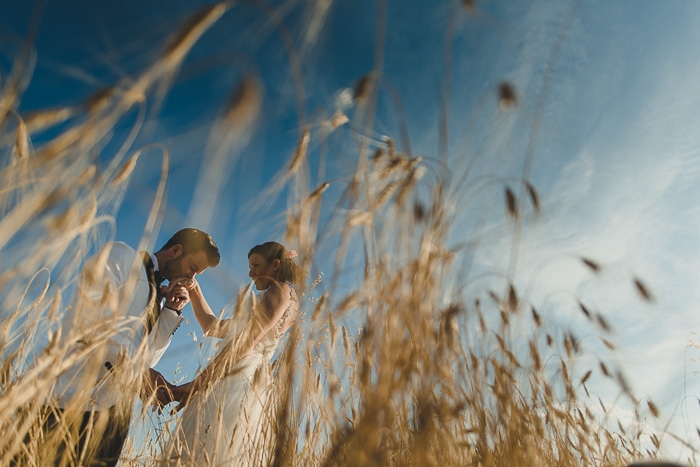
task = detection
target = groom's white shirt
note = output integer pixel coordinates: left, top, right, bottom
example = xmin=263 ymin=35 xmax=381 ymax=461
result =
xmin=52 ymin=241 xmax=183 ymax=411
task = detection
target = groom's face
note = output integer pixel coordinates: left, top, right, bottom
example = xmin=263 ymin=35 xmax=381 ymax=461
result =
xmin=162 ymin=247 xmax=210 ymax=281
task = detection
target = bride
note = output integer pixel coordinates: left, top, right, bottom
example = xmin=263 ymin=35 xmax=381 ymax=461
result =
xmin=166 ymin=241 xmax=305 ymax=466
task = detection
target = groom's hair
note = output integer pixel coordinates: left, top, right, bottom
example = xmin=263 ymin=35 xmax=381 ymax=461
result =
xmin=158 ymin=228 xmax=221 ymax=267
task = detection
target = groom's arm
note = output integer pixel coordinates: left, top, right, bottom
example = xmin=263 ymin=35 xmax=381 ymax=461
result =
xmin=139 ymin=284 xmax=191 ymax=408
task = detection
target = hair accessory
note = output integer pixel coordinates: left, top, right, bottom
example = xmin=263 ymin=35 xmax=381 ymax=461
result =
xmin=286 ymin=249 xmax=298 ymax=259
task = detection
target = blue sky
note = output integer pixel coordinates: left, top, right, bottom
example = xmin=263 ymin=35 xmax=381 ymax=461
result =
xmin=5 ymin=0 xmax=700 ymax=458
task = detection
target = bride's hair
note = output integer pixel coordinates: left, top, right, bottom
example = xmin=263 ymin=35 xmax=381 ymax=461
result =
xmin=248 ymin=241 xmax=307 ymax=286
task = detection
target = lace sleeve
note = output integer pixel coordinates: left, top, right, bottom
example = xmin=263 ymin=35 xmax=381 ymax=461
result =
xmin=274 ymin=284 xmax=299 ymax=338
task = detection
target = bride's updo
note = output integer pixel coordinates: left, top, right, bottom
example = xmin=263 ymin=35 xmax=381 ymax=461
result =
xmin=248 ymin=241 xmax=307 ymax=286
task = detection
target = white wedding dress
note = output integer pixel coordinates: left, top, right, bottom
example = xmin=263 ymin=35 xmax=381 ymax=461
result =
xmin=168 ymin=284 xmax=298 ymax=466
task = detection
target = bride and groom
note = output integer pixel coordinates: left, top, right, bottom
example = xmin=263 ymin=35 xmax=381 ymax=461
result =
xmin=34 ymin=230 xmax=303 ymax=467
xmin=164 ymin=240 xmax=305 ymax=466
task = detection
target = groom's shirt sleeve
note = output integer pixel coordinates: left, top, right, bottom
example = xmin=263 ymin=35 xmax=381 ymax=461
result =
xmin=147 ymin=306 xmax=183 ymax=367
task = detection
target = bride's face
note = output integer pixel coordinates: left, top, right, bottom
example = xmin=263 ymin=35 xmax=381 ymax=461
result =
xmin=248 ymin=253 xmax=278 ymax=290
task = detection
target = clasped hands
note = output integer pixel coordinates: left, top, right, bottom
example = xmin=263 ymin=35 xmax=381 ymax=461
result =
xmin=162 ymin=277 xmax=195 ymax=311
xmin=142 ymin=371 xmax=204 ymax=414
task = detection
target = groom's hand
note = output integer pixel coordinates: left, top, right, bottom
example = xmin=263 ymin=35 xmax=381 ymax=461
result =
xmin=142 ymin=368 xmax=176 ymax=413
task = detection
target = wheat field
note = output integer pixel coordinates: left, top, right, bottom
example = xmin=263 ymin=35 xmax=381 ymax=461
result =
xmin=0 ymin=1 xmax=696 ymax=466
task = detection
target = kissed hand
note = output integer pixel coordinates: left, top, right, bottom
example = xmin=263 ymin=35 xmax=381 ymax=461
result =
xmin=163 ymin=278 xmax=194 ymax=311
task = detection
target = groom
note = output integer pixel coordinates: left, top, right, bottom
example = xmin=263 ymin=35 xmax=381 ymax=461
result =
xmin=41 ymin=228 xmax=220 ymax=467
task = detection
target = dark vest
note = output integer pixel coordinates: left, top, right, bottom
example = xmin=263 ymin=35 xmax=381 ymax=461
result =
xmin=139 ymin=251 xmax=163 ymax=334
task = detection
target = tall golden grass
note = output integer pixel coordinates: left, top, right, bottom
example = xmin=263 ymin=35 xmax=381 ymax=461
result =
xmin=0 ymin=1 xmax=695 ymax=466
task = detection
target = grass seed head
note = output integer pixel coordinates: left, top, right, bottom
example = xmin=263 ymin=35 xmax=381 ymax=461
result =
xmin=162 ymin=3 xmax=229 ymax=70
xmin=498 ymin=82 xmax=517 ymax=110
xmin=508 ymin=284 xmax=518 ymax=312
xmin=462 ymin=0 xmax=477 ymax=13
xmin=219 ymin=75 xmax=262 ymax=139
xmin=331 ymin=112 xmax=349 ymax=129
xmin=23 ymin=106 xmax=76 ymax=132
xmin=414 ymin=201 xmax=426 ymax=222
xmin=112 ymin=155 xmax=140 ymax=186
xmin=13 ymin=116 xmax=29 ymax=161
xmin=289 ymin=128 xmax=310 ymax=174
xmin=579 ymin=302 xmax=591 ymax=320
xmin=596 ymin=313 xmax=611 ymax=332
xmin=633 ymin=277 xmax=654 ymax=302
xmin=77 ymin=165 xmax=97 ymax=185
xmin=353 ymin=74 xmax=371 ymax=104
xmin=371 ymin=147 xmax=385 ymax=161
xmin=581 ymin=370 xmax=592 ymax=385
xmin=525 ymin=181 xmax=540 ymax=213
xmin=84 ymin=85 xmax=118 ymax=114
xmin=647 ymin=400 xmax=659 ymax=418
xmin=581 ymin=257 xmax=601 ymax=273
xmin=505 ymin=186 xmax=518 ymax=218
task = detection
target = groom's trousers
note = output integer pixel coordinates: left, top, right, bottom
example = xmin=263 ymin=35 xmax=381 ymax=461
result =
xmin=12 ymin=397 xmax=132 ymax=467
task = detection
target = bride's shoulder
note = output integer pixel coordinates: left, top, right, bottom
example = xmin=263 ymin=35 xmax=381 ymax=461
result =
xmin=263 ymin=281 xmax=293 ymax=304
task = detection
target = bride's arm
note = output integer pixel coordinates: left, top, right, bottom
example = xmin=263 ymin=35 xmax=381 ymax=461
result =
xmin=173 ymin=282 xmax=292 ymax=411
xmin=189 ymin=281 xmax=229 ymax=338
xmin=201 ymin=282 xmax=291 ymax=379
